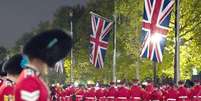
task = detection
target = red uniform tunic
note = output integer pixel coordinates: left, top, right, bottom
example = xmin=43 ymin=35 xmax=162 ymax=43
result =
xmin=69 ymin=86 xmax=76 ymax=101
xmin=144 ymin=84 xmax=154 ymax=100
xmin=177 ymin=86 xmax=190 ymax=101
xmin=190 ymin=85 xmax=201 ymax=101
xmin=96 ymin=87 xmax=106 ymax=101
xmin=69 ymin=86 xmax=76 ymax=95
xmin=63 ymin=86 xmax=75 ymax=101
xmin=106 ymin=86 xmax=118 ymax=101
xmin=84 ymin=87 xmax=96 ymax=101
xmin=56 ymin=86 xmax=64 ymax=101
xmin=161 ymin=86 xmax=168 ymax=100
xmin=116 ymin=86 xmax=130 ymax=101
xmin=150 ymin=89 xmax=163 ymax=101
xmin=63 ymin=87 xmax=72 ymax=101
xmin=15 ymin=68 xmax=49 ymax=101
xmin=75 ymin=88 xmax=85 ymax=101
xmin=130 ymin=85 xmax=144 ymax=101
xmin=165 ymin=87 xmax=178 ymax=101
xmin=0 ymin=79 xmax=15 ymax=101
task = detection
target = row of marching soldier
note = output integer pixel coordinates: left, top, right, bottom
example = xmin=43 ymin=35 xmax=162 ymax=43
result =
xmin=0 ymin=29 xmax=73 ymax=101
xmin=50 ymin=79 xmax=201 ymax=101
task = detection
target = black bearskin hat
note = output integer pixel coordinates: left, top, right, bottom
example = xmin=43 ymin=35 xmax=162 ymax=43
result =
xmin=3 ymin=54 xmax=24 ymax=75
xmin=23 ymin=29 xmax=72 ymax=67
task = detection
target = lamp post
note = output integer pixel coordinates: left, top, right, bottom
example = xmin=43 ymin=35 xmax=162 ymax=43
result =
xmin=150 ymin=33 xmax=162 ymax=85
xmin=113 ymin=14 xmax=117 ymax=83
xmin=174 ymin=0 xmax=180 ymax=85
xmin=69 ymin=11 xmax=74 ymax=83
xmin=153 ymin=62 xmax=157 ymax=84
xmin=135 ymin=61 xmax=140 ymax=80
xmin=19 ymin=45 xmax=23 ymax=54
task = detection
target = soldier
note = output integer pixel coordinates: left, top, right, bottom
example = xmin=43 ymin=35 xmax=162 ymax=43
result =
xmin=165 ymin=82 xmax=178 ymax=101
xmin=69 ymin=83 xmax=76 ymax=101
xmin=96 ymin=84 xmax=106 ymax=101
xmin=55 ymin=83 xmax=64 ymax=101
xmin=144 ymin=79 xmax=154 ymax=100
xmin=160 ymin=83 xmax=169 ymax=101
xmin=0 ymin=54 xmax=24 ymax=101
xmin=190 ymin=80 xmax=201 ymax=101
xmin=14 ymin=29 xmax=72 ymax=101
xmin=84 ymin=83 xmax=96 ymax=101
xmin=106 ymin=81 xmax=118 ymax=101
xmin=75 ymin=84 xmax=85 ymax=101
xmin=116 ymin=80 xmax=130 ymax=101
xmin=149 ymin=85 xmax=163 ymax=101
xmin=50 ymin=84 xmax=57 ymax=101
xmin=130 ymin=79 xmax=144 ymax=101
xmin=63 ymin=84 xmax=72 ymax=101
xmin=177 ymin=80 xmax=190 ymax=101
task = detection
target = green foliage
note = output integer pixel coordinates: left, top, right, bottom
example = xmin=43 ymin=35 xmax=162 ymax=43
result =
xmin=11 ymin=0 xmax=201 ymax=82
xmin=0 ymin=46 xmax=7 ymax=61
xmin=115 ymin=0 xmax=201 ymax=80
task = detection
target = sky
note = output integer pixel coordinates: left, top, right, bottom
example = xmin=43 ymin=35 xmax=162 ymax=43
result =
xmin=0 ymin=0 xmax=85 ymax=48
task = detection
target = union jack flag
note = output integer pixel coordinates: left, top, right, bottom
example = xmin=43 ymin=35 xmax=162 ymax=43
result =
xmin=54 ymin=60 xmax=64 ymax=73
xmin=90 ymin=12 xmax=113 ymax=68
xmin=140 ymin=0 xmax=174 ymax=62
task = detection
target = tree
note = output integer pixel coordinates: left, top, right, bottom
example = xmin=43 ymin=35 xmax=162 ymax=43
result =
xmin=115 ymin=0 xmax=201 ymax=80
xmin=11 ymin=0 xmax=201 ymax=83
xmin=0 ymin=46 xmax=7 ymax=61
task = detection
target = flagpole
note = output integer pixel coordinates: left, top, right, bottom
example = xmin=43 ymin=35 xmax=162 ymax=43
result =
xmin=174 ymin=0 xmax=180 ymax=84
xmin=112 ymin=14 xmax=117 ymax=83
xmin=70 ymin=11 xmax=74 ymax=83
xmin=136 ymin=61 xmax=140 ymax=80
xmin=153 ymin=62 xmax=157 ymax=84
xmin=19 ymin=45 xmax=23 ymax=54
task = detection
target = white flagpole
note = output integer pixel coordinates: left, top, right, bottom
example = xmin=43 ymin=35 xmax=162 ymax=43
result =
xmin=153 ymin=61 xmax=157 ymax=84
xmin=174 ymin=0 xmax=180 ymax=85
xmin=112 ymin=14 xmax=117 ymax=83
xmin=70 ymin=11 xmax=74 ymax=83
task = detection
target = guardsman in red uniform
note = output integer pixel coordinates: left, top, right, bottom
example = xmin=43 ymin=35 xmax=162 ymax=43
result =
xmin=75 ymin=84 xmax=85 ymax=101
xmin=106 ymin=81 xmax=118 ymax=101
xmin=130 ymin=79 xmax=144 ymax=101
xmin=69 ymin=84 xmax=76 ymax=101
xmin=177 ymin=80 xmax=190 ymax=101
xmin=14 ymin=29 xmax=72 ymax=101
xmin=96 ymin=84 xmax=106 ymax=101
xmin=149 ymin=85 xmax=163 ymax=101
xmin=190 ymin=80 xmax=201 ymax=101
xmin=55 ymin=83 xmax=64 ymax=101
xmin=60 ymin=88 xmax=67 ymax=101
xmin=144 ymin=80 xmax=154 ymax=100
xmin=165 ymin=82 xmax=178 ymax=101
xmin=84 ymin=83 xmax=96 ymax=101
xmin=63 ymin=85 xmax=72 ymax=101
xmin=116 ymin=80 xmax=130 ymax=101
xmin=0 ymin=79 xmax=15 ymax=101
xmin=70 ymin=84 xmax=76 ymax=96
xmin=63 ymin=83 xmax=76 ymax=101
xmin=0 ymin=54 xmax=24 ymax=101
xmin=50 ymin=84 xmax=57 ymax=101
xmin=160 ymin=84 xmax=169 ymax=101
